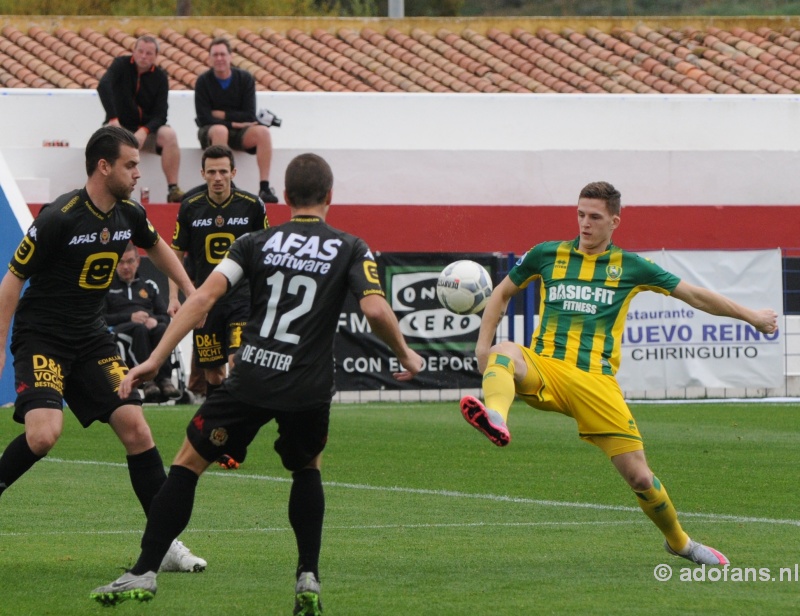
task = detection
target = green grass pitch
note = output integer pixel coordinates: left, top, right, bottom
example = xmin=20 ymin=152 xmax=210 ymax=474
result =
xmin=1 ymin=401 xmax=798 ymax=615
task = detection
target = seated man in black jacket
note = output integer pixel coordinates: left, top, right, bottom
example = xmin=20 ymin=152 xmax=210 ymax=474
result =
xmin=104 ymin=243 xmax=181 ymax=402
xmin=98 ymin=35 xmax=184 ymax=203
xmin=194 ymin=36 xmax=278 ymax=204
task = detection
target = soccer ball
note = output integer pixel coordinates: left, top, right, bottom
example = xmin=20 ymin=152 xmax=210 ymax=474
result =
xmin=436 ymin=260 xmax=493 ymax=315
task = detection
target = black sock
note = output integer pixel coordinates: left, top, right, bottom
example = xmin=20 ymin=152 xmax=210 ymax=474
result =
xmin=259 ymin=180 xmax=271 ymax=193
xmin=132 ymin=465 xmax=199 ymax=575
xmin=205 ymin=382 xmax=221 ymax=399
xmin=289 ymin=468 xmax=324 ymax=580
xmin=127 ymin=448 xmax=167 ymax=516
xmin=0 ymin=433 xmax=45 ymax=496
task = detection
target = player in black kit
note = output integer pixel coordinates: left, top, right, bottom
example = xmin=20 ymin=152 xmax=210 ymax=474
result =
xmin=0 ymin=125 xmax=206 ymax=573
xmin=90 ymin=153 xmax=424 ymax=614
xmin=169 ymin=145 xmax=267 ymax=398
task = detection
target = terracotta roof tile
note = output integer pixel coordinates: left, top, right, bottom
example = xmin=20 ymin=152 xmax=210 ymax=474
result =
xmin=4 ymin=20 xmax=800 ymax=94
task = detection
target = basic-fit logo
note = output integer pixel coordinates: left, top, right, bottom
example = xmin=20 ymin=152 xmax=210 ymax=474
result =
xmin=388 ymin=268 xmax=481 ymax=343
xmin=32 ymin=355 xmax=64 ymax=394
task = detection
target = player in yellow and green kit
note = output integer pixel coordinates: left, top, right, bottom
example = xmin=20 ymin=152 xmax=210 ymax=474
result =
xmin=460 ymin=181 xmax=778 ymax=567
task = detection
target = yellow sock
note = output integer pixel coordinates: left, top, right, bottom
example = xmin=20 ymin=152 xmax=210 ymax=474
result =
xmin=482 ymin=353 xmax=516 ymax=422
xmin=634 ymin=476 xmax=689 ymax=552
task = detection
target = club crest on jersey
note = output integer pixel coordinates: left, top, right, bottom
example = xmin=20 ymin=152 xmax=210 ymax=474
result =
xmin=606 ymin=265 xmax=622 ymax=281
xmin=215 ymin=215 xmax=225 ymax=227
xmin=209 ymin=427 xmax=229 ymax=447
xmin=100 ymin=228 xmax=111 ymax=244
xmin=139 ymin=288 xmax=149 ymax=299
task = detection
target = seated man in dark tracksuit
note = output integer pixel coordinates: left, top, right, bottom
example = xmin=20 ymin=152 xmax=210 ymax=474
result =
xmin=104 ymin=243 xmax=180 ymax=402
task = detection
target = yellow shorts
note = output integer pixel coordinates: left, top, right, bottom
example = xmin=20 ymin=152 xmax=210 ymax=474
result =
xmin=515 ymin=347 xmax=643 ymax=458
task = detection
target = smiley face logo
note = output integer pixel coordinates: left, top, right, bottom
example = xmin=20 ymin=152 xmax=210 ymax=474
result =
xmin=363 ymin=260 xmax=380 ymax=285
xmin=79 ymin=252 xmax=118 ymax=289
xmin=205 ymin=233 xmax=235 ymax=264
xmin=172 ymin=221 xmax=180 ymax=242
xmin=14 ymin=236 xmax=35 ymax=265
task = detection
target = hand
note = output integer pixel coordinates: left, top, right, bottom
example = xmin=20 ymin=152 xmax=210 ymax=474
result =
xmin=752 ymin=308 xmax=779 ymax=334
xmin=211 ymin=110 xmax=225 ymax=120
xmin=231 ymin=121 xmax=257 ymax=129
xmin=133 ymin=128 xmax=148 ymax=149
xmin=168 ymin=297 xmax=182 ymax=317
xmin=392 ymin=349 xmax=424 ymax=382
xmin=144 ymin=317 xmax=158 ymax=330
xmin=119 ymin=359 xmax=159 ymax=398
xmin=131 ymin=310 xmax=150 ymax=324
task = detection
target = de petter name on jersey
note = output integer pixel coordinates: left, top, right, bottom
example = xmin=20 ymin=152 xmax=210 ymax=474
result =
xmin=240 ymin=344 xmax=293 ymax=371
xmin=260 ymin=230 xmax=343 ymax=274
xmin=548 ymin=283 xmax=616 ymax=314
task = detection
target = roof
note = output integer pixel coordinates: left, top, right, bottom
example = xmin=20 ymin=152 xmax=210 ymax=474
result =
xmin=2 ymin=16 xmax=800 ymax=93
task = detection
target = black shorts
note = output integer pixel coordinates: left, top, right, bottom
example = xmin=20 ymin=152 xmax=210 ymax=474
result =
xmin=193 ymin=299 xmax=248 ymax=368
xmin=186 ymin=385 xmax=329 ymax=472
xmin=11 ymin=331 xmax=141 ymax=427
xmin=197 ymin=125 xmax=256 ymax=155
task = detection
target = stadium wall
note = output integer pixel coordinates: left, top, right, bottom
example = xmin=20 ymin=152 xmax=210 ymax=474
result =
xmin=3 ymin=89 xmax=800 ymax=254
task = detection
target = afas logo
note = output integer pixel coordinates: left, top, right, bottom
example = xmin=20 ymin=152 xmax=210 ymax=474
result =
xmin=387 ymin=268 xmax=480 ymax=343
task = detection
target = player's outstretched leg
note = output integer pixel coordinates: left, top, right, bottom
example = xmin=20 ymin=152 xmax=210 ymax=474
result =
xmin=460 ymin=395 xmax=511 ymax=446
xmin=89 ymin=571 xmax=157 ymax=606
xmin=665 ymin=539 xmax=729 ymax=566
xmin=293 ymin=571 xmax=323 ymax=615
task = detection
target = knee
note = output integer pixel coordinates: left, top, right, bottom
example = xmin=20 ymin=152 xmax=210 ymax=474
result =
xmin=207 ymin=125 xmax=229 ymax=143
xmin=625 ymin=470 xmax=654 ymax=492
xmin=204 ymin=368 xmax=224 ymax=385
xmin=26 ymin=427 xmax=60 ymax=455
xmin=159 ymin=126 xmax=178 ymax=146
xmin=116 ymin=417 xmax=155 ymax=452
xmin=489 ymin=341 xmax=519 ymax=358
xmin=254 ymin=126 xmax=272 ymax=146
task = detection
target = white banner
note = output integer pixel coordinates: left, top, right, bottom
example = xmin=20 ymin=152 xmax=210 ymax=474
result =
xmin=616 ymin=249 xmax=784 ymax=391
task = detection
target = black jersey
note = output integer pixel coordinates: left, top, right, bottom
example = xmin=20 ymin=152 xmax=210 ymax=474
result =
xmin=8 ymin=188 xmax=160 ymax=340
xmin=221 ymin=216 xmax=383 ymax=410
xmin=170 ymin=189 xmax=267 ymax=300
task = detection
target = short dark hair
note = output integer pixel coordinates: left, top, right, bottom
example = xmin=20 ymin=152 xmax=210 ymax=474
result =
xmin=579 ymin=181 xmax=621 ymax=216
xmin=285 ymin=153 xmax=333 ymax=207
xmin=85 ymin=126 xmax=139 ymax=176
xmin=134 ymin=35 xmax=159 ymax=54
xmin=209 ymin=36 xmax=231 ymax=54
xmin=202 ymin=145 xmax=235 ymax=170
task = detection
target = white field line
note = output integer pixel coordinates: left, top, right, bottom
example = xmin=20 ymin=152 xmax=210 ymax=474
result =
xmin=0 ymin=520 xmax=647 ymax=538
xmin=19 ymin=456 xmax=798 ymax=531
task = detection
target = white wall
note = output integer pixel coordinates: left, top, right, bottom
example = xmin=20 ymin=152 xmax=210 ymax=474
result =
xmin=2 ymin=89 xmax=800 ymax=205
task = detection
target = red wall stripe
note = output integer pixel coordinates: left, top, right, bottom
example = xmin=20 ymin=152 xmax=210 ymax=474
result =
xmin=28 ymin=203 xmax=799 ymax=255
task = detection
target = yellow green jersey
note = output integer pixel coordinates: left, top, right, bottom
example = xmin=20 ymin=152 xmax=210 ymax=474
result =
xmin=509 ymin=238 xmax=681 ymax=376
